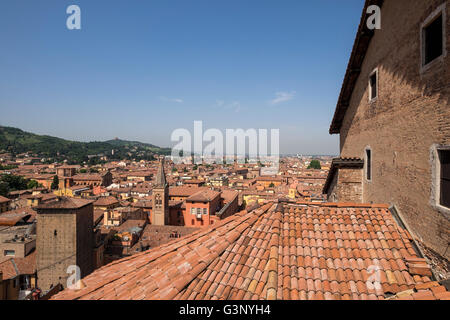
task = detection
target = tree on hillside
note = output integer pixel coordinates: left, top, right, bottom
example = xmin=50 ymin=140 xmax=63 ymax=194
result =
xmin=269 ymin=183 xmax=275 ymax=188
xmin=51 ymin=175 xmax=59 ymax=190
xmin=308 ymin=160 xmax=322 ymax=170
xmin=27 ymin=179 xmax=39 ymax=189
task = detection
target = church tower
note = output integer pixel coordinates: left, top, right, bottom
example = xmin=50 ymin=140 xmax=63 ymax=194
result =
xmin=152 ymin=157 xmax=169 ymax=225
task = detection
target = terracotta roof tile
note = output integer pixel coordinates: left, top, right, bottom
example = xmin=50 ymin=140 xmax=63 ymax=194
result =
xmin=52 ymin=202 xmax=447 ymax=300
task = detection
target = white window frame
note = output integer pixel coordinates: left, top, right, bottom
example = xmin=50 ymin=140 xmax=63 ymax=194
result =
xmin=420 ymin=3 xmax=447 ymax=72
xmin=368 ymin=68 xmax=378 ymax=103
xmin=430 ymin=144 xmax=450 ymax=217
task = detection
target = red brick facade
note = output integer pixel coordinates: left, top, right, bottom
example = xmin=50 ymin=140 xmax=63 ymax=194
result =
xmin=330 ymin=0 xmax=450 ymax=259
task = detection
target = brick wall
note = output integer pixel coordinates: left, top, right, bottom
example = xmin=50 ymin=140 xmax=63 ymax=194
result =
xmin=76 ymin=205 xmax=94 ymax=279
xmin=37 ymin=213 xmax=77 ymax=291
xmin=37 ymin=205 xmax=94 ymax=292
xmin=327 ymin=168 xmax=363 ymax=203
xmin=339 ymin=0 xmax=450 ymax=258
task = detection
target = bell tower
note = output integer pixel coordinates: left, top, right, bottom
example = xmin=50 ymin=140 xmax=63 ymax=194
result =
xmin=152 ymin=157 xmax=169 ymax=225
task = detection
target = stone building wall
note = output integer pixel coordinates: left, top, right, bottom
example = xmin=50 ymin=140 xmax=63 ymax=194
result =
xmin=339 ymin=0 xmax=450 ymax=258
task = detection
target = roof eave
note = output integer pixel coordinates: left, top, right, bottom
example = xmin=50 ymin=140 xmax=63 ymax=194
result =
xmin=329 ymin=0 xmax=384 ymax=135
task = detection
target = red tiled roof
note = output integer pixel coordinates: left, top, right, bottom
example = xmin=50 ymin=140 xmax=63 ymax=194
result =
xmin=73 ymin=174 xmax=103 ymax=181
xmin=0 ymin=251 xmax=36 ymax=279
xmin=36 ymin=197 xmax=93 ymax=210
xmin=0 ymin=259 xmax=18 ymax=280
xmin=221 ymin=190 xmax=239 ymax=204
xmin=387 ymin=281 xmax=450 ymax=300
xmin=51 ymin=202 xmax=443 ymax=300
xmin=186 ymin=190 xmax=220 ymax=203
xmin=0 ymin=195 xmax=10 ymax=203
xmin=12 ymin=251 xmax=36 ymax=276
xmin=0 ymin=212 xmax=32 ymax=226
xmin=169 ymin=186 xmax=209 ymax=197
xmin=1 ymin=207 xmax=37 ymax=223
xmin=94 ymin=196 xmax=120 ymax=207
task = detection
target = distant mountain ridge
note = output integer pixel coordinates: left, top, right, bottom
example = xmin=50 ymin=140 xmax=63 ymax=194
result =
xmin=104 ymin=138 xmax=160 ymax=149
xmin=0 ymin=126 xmax=171 ymax=163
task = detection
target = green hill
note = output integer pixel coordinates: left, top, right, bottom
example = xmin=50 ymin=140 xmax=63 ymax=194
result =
xmin=105 ymin=138 xmax=159 ymax=149
xmin=0 ymin=126 xmax=171 ymax=164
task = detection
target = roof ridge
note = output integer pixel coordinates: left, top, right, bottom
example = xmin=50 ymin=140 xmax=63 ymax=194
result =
xmin=265 ymin=203 xmax=283 ymax=300
xmin=52 ymin=203 xmax=275 ymax=300
xmin=10 ymin=259 xmax=20 ymax=277
xmin=152 ymin=203 xmax=275 ymax=299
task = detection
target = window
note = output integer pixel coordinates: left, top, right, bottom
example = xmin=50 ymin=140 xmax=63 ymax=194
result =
xmin=196 ymin=208 xmax=201 ymax=215
xmin=369 ymin=70 xmax=377 ymax=101
xmin=190 ymin=208 xmax=195 ymax=215
xmin=203 ymin=208 xmax=208 ymax=215
xmin=423 ymin=13 xmax=443 ymax=66
xmin=365 ymin=148 xmax=372 ymax=181
xmin=155 ymin=194 xmax=161 ymax=209
xmin=439 ymin=150 xmax=450 ymax=208
xmin=4 ymin=250 xmax=15 ymax=257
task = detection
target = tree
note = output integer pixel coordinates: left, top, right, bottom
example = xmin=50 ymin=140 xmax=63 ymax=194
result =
xmin=0 ymin=164 xmax=18 ymax=170
xmin=0 ymin=181 xmax=9 ymax=197
xmin=308 ymin=160 xmax=321 ymax=170
xmin=51 ymin=175 xmax=59 ymax=190
xmin=269 ymin=183 xmax=275 ymax=188
xmin=27 ymin=179 xmax=39 ymax=189
xmin=1 ymin=174 xmax=27 ymax=191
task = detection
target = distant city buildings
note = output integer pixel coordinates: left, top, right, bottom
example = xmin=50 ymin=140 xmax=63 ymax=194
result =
xmin=0 ymin=0 xmax=448 ymax=301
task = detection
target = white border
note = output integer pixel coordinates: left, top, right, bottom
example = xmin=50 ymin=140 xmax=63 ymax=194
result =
xmin=420 ymin=3 xmax=447 ymax=73
xmin=430 ymin=144 xmax=450 ymax=218
xmin=368 ymin=68 xmax=378 ymax=103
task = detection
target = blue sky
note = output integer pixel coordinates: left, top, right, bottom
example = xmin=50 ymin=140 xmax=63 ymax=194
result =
xmin=0 ymin=0 xmax=364 ymax=155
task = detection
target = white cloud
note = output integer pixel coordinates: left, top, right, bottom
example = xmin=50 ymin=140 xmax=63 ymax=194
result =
xmin=269 ymin=91 xmax=296 ymax=105
xmin=160 ymin=96 xmax=184 ymax=103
